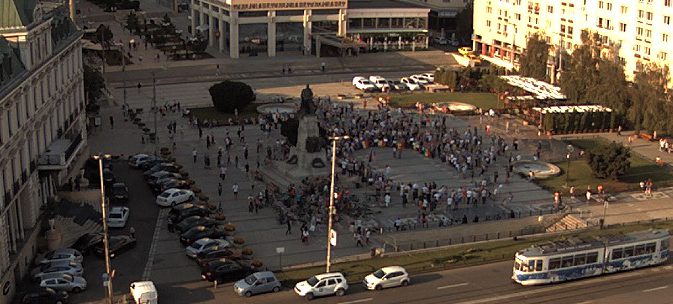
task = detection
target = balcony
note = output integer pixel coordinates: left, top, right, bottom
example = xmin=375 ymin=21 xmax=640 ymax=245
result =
xmin=38 ymin=133 xmax=84 ymax=170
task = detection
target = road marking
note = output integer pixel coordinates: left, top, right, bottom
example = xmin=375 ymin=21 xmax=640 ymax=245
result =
xmin=142 ymin=208 xmax=168 ymax=280
xmin=437 ymin=282 xmax=469 ymax=290
xmin=643 ymin=286 xmax=668 ymax=293
xmin=337 ymin=298 xmax=373 ymax=304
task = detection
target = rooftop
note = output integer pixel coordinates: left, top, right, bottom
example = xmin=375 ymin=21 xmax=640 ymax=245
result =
xmin=348 ymin=0 xmax=424 ymax=9
xmin=0 ymin=0 xmax=38 ymax=30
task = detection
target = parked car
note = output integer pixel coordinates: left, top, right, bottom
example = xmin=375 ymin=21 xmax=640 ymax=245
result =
xmin=420 ymin=73 xmax=435 ymax=82
xmin=388 ymin=80 xmax=407 ymax=91
xmin=173 ymin=216 xmax=218 ymax=234
xmin=36 ymin=249 xmax=83 ymax=265
xmin=21 ymin=288 xmax=69 ymax=304
xmin=102 ymin=168 xmax=115 ymax=185
xmin=107 ymin=206 xmax=130 ymax=228
xmin=363 ymin=266 xmax=410 ymax=290
xmin=144 ymin=163 xmax=180 ymax=178
xmin=196 ymin=248 xmax=243 ymax=267
xmin=156 ymin=189 xmax=195 ymax=207
xmin=147 ymin=171 xmax=183 ymax=187
xmin=448 ymin=38 xmax=460 ymax=47
xmin=294 ymin=272 xmax=348 ymax=300
xmin=128 ymin=154 xmax=151 ymax=168
xmin=110 ymin=182 xmax=129 ymax=203
xmin=167 ymin=205 xmax=211 ymax=229
xmin=31 ymin=261 xmax=83 ymax=281
xmin=400 ymin=77 xmax=423 ymax=91
xmin=234 ymin=271 xmax=282 ymax=297
xmin=352 ymin=77 xmax=376 ymax=91
xmin=201 ymin=259 xmax=253 ymax=283
xmin=130 ymin=281 xmax=158 ymax=304
xmin=180 ymin=226 xmax=229 ymax=245
xmin=138 ymin=158 xmax=166 ymax=171
xmin=458 ymin=46 xmax=473 ymax=56
xmin=370 ymin=79 xmax=390 ymax=91
xmin=95 ymin=235 xmax=136 ymax=258
xmin=39 ymin=273 xmax=87 ymax=293
xmin=154 ymin=178 xmax=191 ymax=193
xmin=433 ymin=36 xmax=448 ymax=45
xmin=410 ymin=74 xmax=432 ymax=85
xmin=185 ymin=238 xmax=230 ymax=258
xmin=71 ymin=233 xmax=103 ymax=255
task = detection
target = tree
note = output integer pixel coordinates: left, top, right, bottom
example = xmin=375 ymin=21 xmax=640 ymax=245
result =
xmin=455 ymin=1 xmax=473 ymax=44
xmin=208 ymin=81 xmax=255 ymax=113
xmin=588 ymin=142 xmax=631 ymax=180
xmin=630 ymin=64 xmax=671 ymax=134
xmin=559 ymin=31 xmax=601 ymax=103
xmin=518 ymin=33 xmax=549 ymax=81
xmin=588 ymin=49 xmax=630 ymax=128
xmin=84 ymin=63 xmax=105 ymax=103
xmin=189 ymin=32 xmax=208 ymax=54
xmin=95 ymin=24 xmax=114 ymax=49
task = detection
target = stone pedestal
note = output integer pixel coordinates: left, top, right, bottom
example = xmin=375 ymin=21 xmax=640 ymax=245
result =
xmin=46 ymin=228 xmax=62 ymax=251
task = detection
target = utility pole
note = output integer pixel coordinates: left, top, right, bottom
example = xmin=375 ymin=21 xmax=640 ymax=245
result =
xmin=152 ymin=71 xmax=158 ymax=155
xmin=326 ymin=135 xmax=349 ymax=273
xmin=94 ymin=154 xmax=113 ymax=304
xmin=122 ymin=44 xmax=127 ymax=107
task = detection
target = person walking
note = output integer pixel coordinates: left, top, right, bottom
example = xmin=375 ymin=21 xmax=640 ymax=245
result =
xmin=355 ymin=233 xmax=364 ymax=247
xmin=217 ymin=182 xmax=222 ymax=197
xmin=286 ymin=219 xmax=292 ymax=235
xmin=365 ymin=229 xmax=371 ymax=245
xmin=129 ymin=227 xmax=136 ymax=239
xmin=109 ymin=116 xmax=114 ymax=129
xmin=219 ymin=165 xmax=227 ymax=180
xmin=232 ymin=183 xmax=239 ymax=199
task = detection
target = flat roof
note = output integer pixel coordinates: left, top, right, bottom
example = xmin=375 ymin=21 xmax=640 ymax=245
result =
xmin=348 ymin=0 xmax=424 ymax=9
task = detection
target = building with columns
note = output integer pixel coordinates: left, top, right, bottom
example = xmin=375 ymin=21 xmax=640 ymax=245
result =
xmin=0 ymin=1 xmax=87 ymax=303
xmin=401 ymin=0 xmax=471 ymax=37
xmin=190 ymin=0 xmax=431 ymax=58
xmin=472 ymin=0 xmax=673 ymax=83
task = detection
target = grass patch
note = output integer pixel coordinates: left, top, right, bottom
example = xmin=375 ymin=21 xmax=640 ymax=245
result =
xmin=277 ymin=220 xmax=673 ymax=285
xmin=538 ymin=138 xmax=673 ymax=193
xmin=189 ymin=103 xmax=258 ymax=122
xmin=389 ymin=92 xmax=501 ymax=109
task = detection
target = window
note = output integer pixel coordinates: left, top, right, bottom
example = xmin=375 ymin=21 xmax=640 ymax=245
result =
xmin=646 ymin=242 xmax=657 ymax=254
xmin=527 ymin=260 xmax=535 ymax=272
xmin=535 ymin=260 xmax=543 ymax=271
xmin=666 ymin=0 xmax=672 ymax=6
xmin=574 ymin=254 xmax=587 ymax=266
xmin=623 ymin=246 xmax=635 ymax=257
xmin=316 ymin=280 xmax=326 ymax=288
xmin=587 ymin=252 xmax=598 ymax=264
xmin=548 ymin=6 xmax=553 ymax=13
xmin=549 ymin=258 xmax=561 ymax=270
xmin=327 ymin=279 xmax=336 ymax=286
xmin=662 ymin=239 xmax=669 ymax=250
xmin=620 ymin=23 xmax=627 ymax=32
xmin=665 ymin=16 xmax=671 ymax=25
xmin=621 ymin=6 xmax=628 ymax=14
xmin=607 ymin=3 xmax=612 ymax=10
xmin=663 ymin=34 xmax=669 ymax=42
xmin=561 ymin=256 xmax=574 ymax=268
xmin=612 ymin=248 xmax=623 ymax=259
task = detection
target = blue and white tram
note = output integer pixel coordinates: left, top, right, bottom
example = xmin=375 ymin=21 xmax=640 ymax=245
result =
xmin=513 ymin=229 xmax=670 ymax=285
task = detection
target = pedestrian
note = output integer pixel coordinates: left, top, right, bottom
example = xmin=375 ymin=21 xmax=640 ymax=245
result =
xmin=286 ymin=219 xmax=292 ymax=235
xmin=129 ymin=227 xmax=136 ymax=239
xmin=394 ymin=217 xmax=401 ymax=231
xmin=219 ymin=165 xmax=227 ymax=180
xmin=365 ymin=229 xmax=371 ymax=245
xmin=320 ymin=62 xmax=326 ymax=72
xmin=216 ymin=64 xmax=221 ymax=76
xmin=302 ymin=228 xmax=309 ymax=243
xmin=109 ymin=116 xmax=114 ymax=129
xmin=355 ymin=233 xmax=364 ymax=247
xmin=217 ymin=182 xmax=222 ymax=197
xmin=248 ymin=197 xmax=254 ymax=213
xmin=192 ymin=148 xmax=197 ymax=163
xmin=586 ymin=188 xmax=592 ymax=202
xmin=233 ymin=183 xmax=239 ymax=199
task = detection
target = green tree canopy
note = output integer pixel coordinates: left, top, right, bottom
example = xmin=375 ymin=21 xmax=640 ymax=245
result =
xmin=588 ymin=142 xmax=631 ymax=180
xmin=84 ymin=63 xmax=105 ymax=103
xmin=629 ymin=64 xmax=671 ymax=134
xmin=518 ymin=33 xmax=549 ymax=81
xmin=209 ymin=81 xmax=255 ymax=113
xmin=559 ymin=31 xmax=601 ymax=103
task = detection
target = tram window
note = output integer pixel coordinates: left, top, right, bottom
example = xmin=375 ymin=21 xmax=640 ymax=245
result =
xmin=635 ymin=244 xmax=646 ymax=255
xmin=587 ymin=252 xmax=598 ymax=263
xmin=535 ymin=260 xmax=543 ymax=271
xmin=549 ymin=258 xmax=561 ymax=270
xmin=612 ymin=248 xmax=623 ymax=259
xmin=561 ymin=256 xmax=574 ymax=268
xmin=514 ymin=261 xmax=521 ymax=271
xmin=646 ymin=243 xmax=656 ymax=253
xmin=623 ymin=246 xmax=635 ymax=257
xmin=661 ymin=239 xmax=669 ymax=250
xmin=528 ymin=260 xmax=535 ymax=272
xmin=574 ymin=254 xmax=587 ymax=266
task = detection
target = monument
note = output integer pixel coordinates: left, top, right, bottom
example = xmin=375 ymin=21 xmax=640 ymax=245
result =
xmin=265 ymin=85 xmax=328 ymax=186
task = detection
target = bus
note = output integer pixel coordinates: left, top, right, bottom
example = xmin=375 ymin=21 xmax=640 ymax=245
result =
xmin=512 ymin=229 xmax=670 ymax=285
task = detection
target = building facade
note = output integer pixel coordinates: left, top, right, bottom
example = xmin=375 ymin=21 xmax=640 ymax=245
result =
xmin=0 ymin=1 xmax=87 ymax=303
xmin=402 ymin=0 xmax=471 ymax=37
xmin=472 ymin=0 xmax=673 ymax=82
xmin=190 ymin=0 xmax=430 ymax=58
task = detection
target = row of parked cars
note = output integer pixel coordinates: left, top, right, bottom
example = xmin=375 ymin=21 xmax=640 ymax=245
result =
xmin=293 ymin=266 xmax=410 ymax=301
xmin=352 ymin=73 xmax=435 ymax=92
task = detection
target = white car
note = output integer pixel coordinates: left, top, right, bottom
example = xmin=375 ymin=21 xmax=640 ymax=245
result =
xmin=371 ymin=78 xmax=390 ymax=91
xmin=400 ymin=77 xmax=423 ymax=91
xmin=352 ymin=77 xmax=376 ymax=91
xmin=128 ymin=154 xmax=151 ymax=168
xmin=420 ymin=73 xmax=435 ymax=82
xmin=156 ymin=189 xmax=195 ymax=207
xmin=32 ymin=261 xmax=83 ymax=281
xmin=410 ymin=74 xmax=432 ymax=85
xmin=362 ymin=266 xmax=410 ymax=290
xmin=108 ymin=206 xmax=130 ymax=228
xmin=185 ymin=238 xmax=231 ymax=258
xmin=40 ymin=273 xmax=87 ymax=293
xmin=37 ymin=248 xmax=83 ymax=265
xmin=294 ymin=272 xmax=348 ymax=300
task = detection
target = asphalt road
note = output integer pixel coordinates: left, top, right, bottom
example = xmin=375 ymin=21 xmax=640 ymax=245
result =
xmin=70 ymin=159 xmax=161 ymax=303
xmin=156 ymin=259 xmax=673 ymax=304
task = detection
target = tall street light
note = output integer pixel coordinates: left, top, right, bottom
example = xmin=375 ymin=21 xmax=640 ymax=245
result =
xmin=564 ymin=144 xmax=574 ymax=188
xmin=326 ymin=134 xmax=349 ymax=273
xmin=151 ymin=66 xmax=168 ymax=156
xmin=93 ymin=154 xmax=113 ymax=304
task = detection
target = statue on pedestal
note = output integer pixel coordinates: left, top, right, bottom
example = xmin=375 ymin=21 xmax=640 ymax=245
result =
xmin=300 ymin=84 xmax=315 ymax=115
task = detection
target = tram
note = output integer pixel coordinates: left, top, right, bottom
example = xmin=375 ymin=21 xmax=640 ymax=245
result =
xmin=512 ymin=229 xmax=670 ymax=285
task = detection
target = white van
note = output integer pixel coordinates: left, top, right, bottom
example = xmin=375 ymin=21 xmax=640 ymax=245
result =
xmin=130 ymin=281 xmax=158 ymax=304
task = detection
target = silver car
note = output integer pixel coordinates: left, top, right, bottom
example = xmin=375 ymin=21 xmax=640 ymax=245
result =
xmin=37 ymin=248 xmax=83 ymax=265
xmin=39 ymin=273 xmax=87 ymax=292
xmin=32 ymin=260 xmax=83 ymax=281
xmin=234 ymin=271 xmax=281 ymax=297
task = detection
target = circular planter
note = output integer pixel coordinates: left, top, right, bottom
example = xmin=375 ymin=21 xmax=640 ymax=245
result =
xmin=242 ymin=247 xmax=254 ymax=256
xmin=233 ymin=237 xmax=245 ymax=245
xmin=224 ymin=224 xmax=236 ymax=232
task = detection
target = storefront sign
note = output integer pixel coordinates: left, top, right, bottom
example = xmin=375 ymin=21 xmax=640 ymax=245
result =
xmin=231 ymin=0 xmax=346 ymax=11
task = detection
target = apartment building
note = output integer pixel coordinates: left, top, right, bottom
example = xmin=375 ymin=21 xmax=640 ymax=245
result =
xmin=472 ymin=0 xmax=673 ymax=82
xmin=0 ymin=1 xmax=87 ymax=303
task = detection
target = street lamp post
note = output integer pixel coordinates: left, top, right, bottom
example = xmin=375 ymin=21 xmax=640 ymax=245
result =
xmin=326 ymin=134 xmax=349 ymax=273
xmin=94 ymin=154 xmax=113 ymax=304
xmin=564 ymin=145 xmax=574 ymax=188
xmin=152 ymin=71 xmax=158 ymax=156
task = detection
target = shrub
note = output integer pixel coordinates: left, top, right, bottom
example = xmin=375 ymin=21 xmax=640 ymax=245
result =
xmin=191 ymin=187 xmax=201 ymax=194
xmin=208 ymin=81 xmax=255 ymax=113
xmin=242 ymin=247 xmax=253 ymax=255
xmin=224 ymin=224 xmax=236 ymax=232
xmin=251 ymin=259 xmax=263 ymax=268
xmin=588 ymin=142 xmax=631 ymax=180
xmin=281 ymin=118 xmax=299 ymax=146
xmin=233 ymin=237 xmax=245 ymax=245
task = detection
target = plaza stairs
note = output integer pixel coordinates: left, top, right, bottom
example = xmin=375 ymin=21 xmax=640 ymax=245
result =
xmin=545 ymin=214 xmax=588 ymax=233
